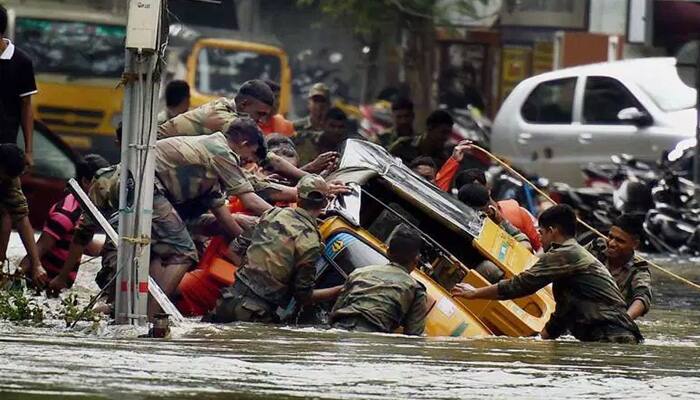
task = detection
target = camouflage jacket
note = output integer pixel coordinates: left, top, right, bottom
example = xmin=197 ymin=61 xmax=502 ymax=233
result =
xmin=235 ymin=207 xmax=322 ymax=307
xmin=330 ymin=263 xmax=428 ymax=335
xmin=292 ymin=116 xmax=323 ymax=137
xmin=155 ymin=132 xmax=253 ymax=209
xmin=0 ymin=176 xmax=28 ymax=223
xmin=497 ymin=238 xmax=643 ymax=342
xmin=585 ymin=237 xmax=653 ymax=314
xmin=157 ymin=97 xmax=238 ymax=139
xmin=156 ymin=109 xmax=179 ymax=125
xmin=73 ymin=165 xmax=121 ymax=246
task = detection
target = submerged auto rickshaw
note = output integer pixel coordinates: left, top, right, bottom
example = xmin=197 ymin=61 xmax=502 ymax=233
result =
xmin=179 ymin=140 xmax=554 ymax=337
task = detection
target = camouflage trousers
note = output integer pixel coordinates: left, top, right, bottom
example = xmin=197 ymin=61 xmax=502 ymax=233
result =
xmin=209 ymin=279 xmax=278 ymax=324
xmin=0 ymin=177 xmax=28 ymax=223
xmin=331 ymin=315 xmax=382 ymax=333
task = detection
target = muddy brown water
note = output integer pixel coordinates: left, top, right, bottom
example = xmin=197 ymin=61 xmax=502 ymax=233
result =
xmin=1 ymin=237 xmax=699 ymax=399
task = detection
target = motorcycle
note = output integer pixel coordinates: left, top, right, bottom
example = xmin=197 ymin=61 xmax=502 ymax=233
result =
xmin=547 ymin=182 xmax=616 ymax=245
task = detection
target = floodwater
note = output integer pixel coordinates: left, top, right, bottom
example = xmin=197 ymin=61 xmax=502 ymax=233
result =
xmin=2 ymin=235 xmax=699 ymax=400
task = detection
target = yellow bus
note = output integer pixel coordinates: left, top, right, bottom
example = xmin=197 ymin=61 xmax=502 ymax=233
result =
xmin=5 ymin=1 xmax=127 ymax=161
xmin=6 ymin=1 xmax=292 ymax=161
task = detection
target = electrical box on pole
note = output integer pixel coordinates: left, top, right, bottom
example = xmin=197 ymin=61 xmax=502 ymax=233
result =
xmin=115 ymin=0 xmax=167 ymax=325
xmin=126 ymin=0 xmax=162 ymax=51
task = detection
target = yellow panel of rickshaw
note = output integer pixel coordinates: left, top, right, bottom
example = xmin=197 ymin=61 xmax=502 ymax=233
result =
xmin=472 ymin=218 xmax=538 ymax=276
xmin=472 ymin=217 xmax=555 ymax=298
xmin=413 ymin=269 xmax=493 ymax=337
xmin=457 ymin=270 xmax=552 ymax=337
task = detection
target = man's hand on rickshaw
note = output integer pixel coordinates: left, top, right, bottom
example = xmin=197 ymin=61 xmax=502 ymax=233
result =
xmin=303 ymin=152 xmax=339 ymax=174
xmin=327 ymin=180 xmax=352 ymax=198
xmin=450 ymin=283 xmax=478 ymax=299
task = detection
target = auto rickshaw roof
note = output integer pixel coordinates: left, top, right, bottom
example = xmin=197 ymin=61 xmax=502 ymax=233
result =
xmin=329 ymin=139 xmax=484 ymax=239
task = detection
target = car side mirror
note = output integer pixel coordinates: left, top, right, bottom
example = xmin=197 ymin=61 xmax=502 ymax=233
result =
xmin=617 ymin=107 xmax=652 ymax=127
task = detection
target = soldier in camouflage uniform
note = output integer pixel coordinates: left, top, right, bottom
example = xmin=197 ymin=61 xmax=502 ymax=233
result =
xmin=210 ymin=174 xmax=343 ymax=323
xmin=155 ymin=80 xmax=333 ymax=203
xmin=294 ymin=107 xmax=360 ymax=166
xmin=585 ymin=214 xmax=652 ymax=320
xmin=452 ymin=204 xmax=643 ymax=343
xmin=145 ymin=118 xmax=274 ymax=308
xmin=50 ymin=119 xmax=274 ymax=309
xmin=0 ymin=144 xmax=43 ymax=286
xmin=330 ymin=226 xmax=428 ymax=335
xmin=376 ymin=97 xmax=418 ymax=149
xmin=292 ymin=83 xmax=329 ymax=139
xmin=388 ymin=110 xmax=454 ymax=166
xmin=157 ymin=79 xmax=274 ymax=140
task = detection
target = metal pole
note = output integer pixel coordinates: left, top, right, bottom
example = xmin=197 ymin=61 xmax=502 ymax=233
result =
xmin=115 ymin=0 xmax=165 ymax=325
xmin=67 ymin=179 xmax=184 ymax=323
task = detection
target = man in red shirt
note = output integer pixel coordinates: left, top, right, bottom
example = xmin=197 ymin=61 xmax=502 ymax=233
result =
xmin=458 ymin=182 xmax=541 ymax=252
xmin=259 ymin=80 xmax=295 ymax=137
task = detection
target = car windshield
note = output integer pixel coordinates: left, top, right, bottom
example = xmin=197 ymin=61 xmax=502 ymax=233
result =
xmin=633 ymin=64 xmax=696 ymax=112
xmin=196 ymin=47 xmax=281 ymax=97
xmin=14 ymin=17 xmax=125 ymax=78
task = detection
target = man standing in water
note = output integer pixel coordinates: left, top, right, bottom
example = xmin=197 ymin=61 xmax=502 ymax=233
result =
xmin=210 ymin=174 xmax=342 ymax=323
xmin=452 ymin=204 xmax=643 ymax=343
xmin=585 ymin=214 xmax=652 ymax=320
xmin=330 ymin=226 xmax=428 ymax=335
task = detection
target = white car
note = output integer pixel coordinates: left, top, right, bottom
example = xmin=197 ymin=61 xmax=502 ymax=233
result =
xmin=491 ymin=58 xmax=697 ymax=186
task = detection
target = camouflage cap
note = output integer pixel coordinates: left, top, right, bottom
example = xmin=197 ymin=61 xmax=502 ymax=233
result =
xmin=297 ymin=174 xmax=329 ymax=200
xmin=308 ymin=83 xmax=330 ymax=100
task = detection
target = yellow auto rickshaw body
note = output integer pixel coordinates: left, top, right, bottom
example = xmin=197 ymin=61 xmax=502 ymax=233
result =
xmin=328 ymin=139 xmax=556 ymax=338
xmin=319 ymin=217 xmax=493 ymax=338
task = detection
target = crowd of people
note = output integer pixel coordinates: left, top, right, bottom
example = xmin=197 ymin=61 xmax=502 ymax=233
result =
xmin=0 ymin=4 xmax=652 ymax=343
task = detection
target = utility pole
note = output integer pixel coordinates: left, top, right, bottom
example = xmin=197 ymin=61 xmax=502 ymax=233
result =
xmin=115 ymin=0 xmax=167 ymax=325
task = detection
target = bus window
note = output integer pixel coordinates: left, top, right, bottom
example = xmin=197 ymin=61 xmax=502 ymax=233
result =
xmin=15 ymin=17 xmax=125 ymax=78
xmin=196 ymin=47 xmax=281 ymax=98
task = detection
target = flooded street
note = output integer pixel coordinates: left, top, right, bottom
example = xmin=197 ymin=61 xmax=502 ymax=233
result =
xmin=2 ymin=235 xmax=699 ymax=399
